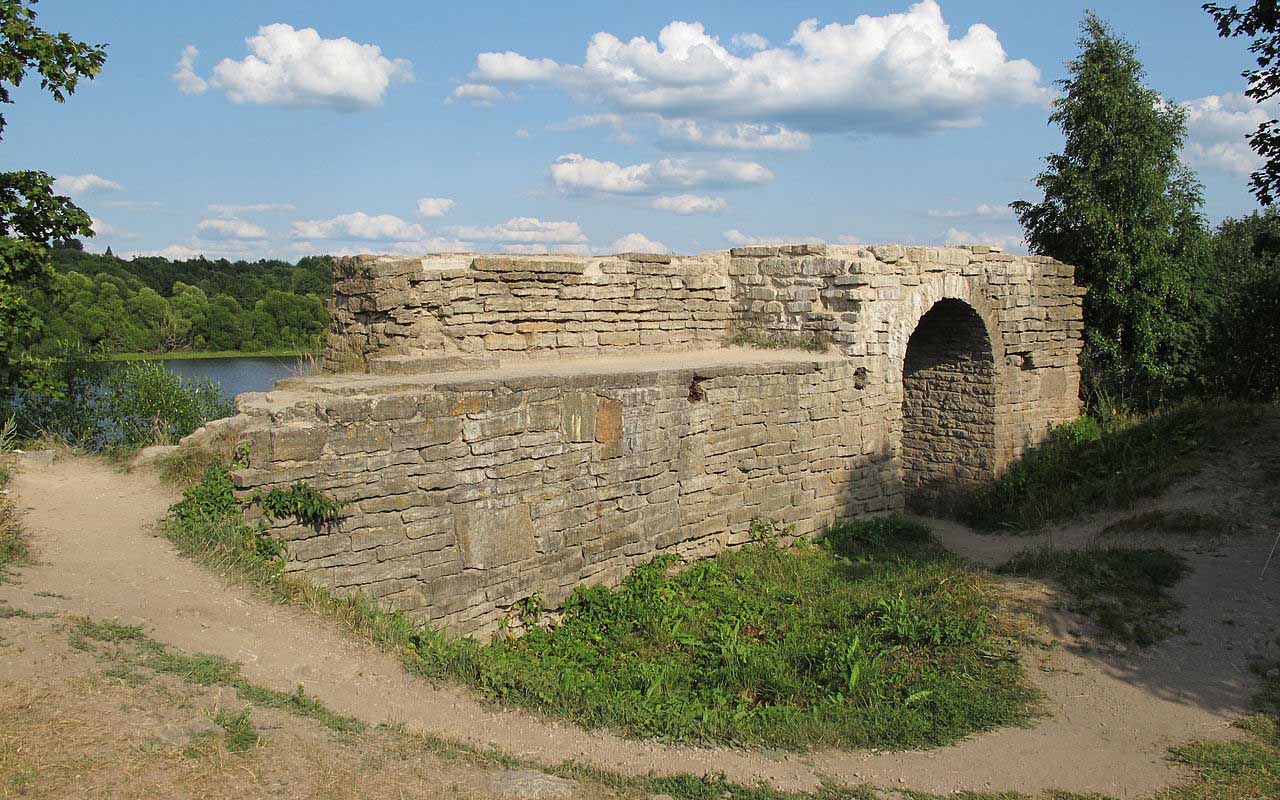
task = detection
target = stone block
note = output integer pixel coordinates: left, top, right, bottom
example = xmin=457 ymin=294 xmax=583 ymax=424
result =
xmin=454 ymin=501 xmax=536 ymax=569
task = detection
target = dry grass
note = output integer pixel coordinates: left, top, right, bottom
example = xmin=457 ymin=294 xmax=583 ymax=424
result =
xmin=0 ymin=616 xmax=598 ymax=800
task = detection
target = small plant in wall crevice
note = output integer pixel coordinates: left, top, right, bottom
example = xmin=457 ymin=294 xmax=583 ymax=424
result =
xmin=255 ymin=481 xmax=347 ymax=530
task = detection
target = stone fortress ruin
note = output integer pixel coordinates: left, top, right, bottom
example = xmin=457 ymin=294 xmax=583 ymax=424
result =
xmin=185 ymin=243 xmax=1084 ymax=636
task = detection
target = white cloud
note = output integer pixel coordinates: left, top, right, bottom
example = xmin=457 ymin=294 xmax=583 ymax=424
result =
xmin=730 ymin=33 xmax=769 ymax=52
xmin=54 ymin=173 xmax=124 ymax=196
xmin=651 ymin=194 xmax=727 ymax=214
xmin=659 ymin=119 xmax=811 ymax=151
xmin=465 ymin=1 xmax=1046 ymax=134
xmin=515 ymin=127 xmax=530 ymax=138
xmin=474 ymin=51 xmax=562 ymax=82
xmin=927 ymin=203 xmax=1013 ymax=219
xmin=723 ymin=229 xmax=823 ymax=246
xmin=550 ymin=153 xmax=772 ymax=195
xmin=837 ymin=234 xmax=863 ymax=244
xmin=417 ymin=197 xmax=456 ymax=218
xmin=943 ymin=227 xmax=1025 ymax=252
xmin=90 ymin=217 xmax=114 ymax=237
xmin=291 ymin=212 xmax=426 ymax=241
xmin=451 ymin=83 xmax=506 ymax=105
xmin=447 ymin=216 xmax=588 ymax=245
xmin=180 ymin=24 xmax=413 ymax=111
xmin=173 ymin=45 xmax=208 ymax=95
xmin=207 ymin=202 xmax=295 ymax=217
xmin=611 ymin=232 xmax=670 ymax=253
xmin=1181 ymin=92 xmax=1279 ymax=176
xmin=196 ymin=218 xmax=268 ymax=240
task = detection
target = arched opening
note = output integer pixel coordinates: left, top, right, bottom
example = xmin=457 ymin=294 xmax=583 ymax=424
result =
xmin=900 ymin=299 xmax=997 ymax=507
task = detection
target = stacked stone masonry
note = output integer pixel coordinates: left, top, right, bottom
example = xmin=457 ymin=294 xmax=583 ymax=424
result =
xmin=189 ymin=243 xmax=1085 ymax=636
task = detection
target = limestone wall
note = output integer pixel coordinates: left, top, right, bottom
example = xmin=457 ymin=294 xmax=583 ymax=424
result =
xmin=224 ymin=354 xmax=897 ymax=635
xmin=182 ymin=242 xmax=1085 ymax=637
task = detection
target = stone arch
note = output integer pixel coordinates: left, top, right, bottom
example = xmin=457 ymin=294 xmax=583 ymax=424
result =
xmin=897 ymin=293 xmax=1000 ymax=506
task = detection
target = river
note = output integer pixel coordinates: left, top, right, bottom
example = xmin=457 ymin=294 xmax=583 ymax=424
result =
xmin=160 ymin=355 xmax=312 ymax=399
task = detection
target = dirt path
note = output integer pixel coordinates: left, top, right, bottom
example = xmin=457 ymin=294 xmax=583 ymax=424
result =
xmin=2 ymin=454 xmax=1277 ymax=797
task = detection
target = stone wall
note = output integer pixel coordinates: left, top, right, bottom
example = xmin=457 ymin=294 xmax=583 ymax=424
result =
xmin=184 ymin=242 xmax=1085 ymax=637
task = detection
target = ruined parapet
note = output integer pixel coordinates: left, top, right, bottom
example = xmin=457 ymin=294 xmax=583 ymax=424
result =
xmin=182 ymin=243 xmax=1083 ymax=637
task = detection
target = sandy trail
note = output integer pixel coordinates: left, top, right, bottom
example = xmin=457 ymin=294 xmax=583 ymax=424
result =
xmin=2 ymin=453 xmax=1277 ymax=797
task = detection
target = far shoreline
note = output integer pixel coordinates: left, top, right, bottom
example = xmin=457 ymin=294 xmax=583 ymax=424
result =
xmin=107 ymin=348 xmax=320 ymax=362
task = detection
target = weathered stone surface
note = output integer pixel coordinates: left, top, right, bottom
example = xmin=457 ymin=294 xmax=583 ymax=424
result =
xmin=455 ymin=501 xmax=536 ymax=569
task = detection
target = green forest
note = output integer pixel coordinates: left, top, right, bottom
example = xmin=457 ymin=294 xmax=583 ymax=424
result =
xmin=29 ymin=243 xmax=331 ymax=357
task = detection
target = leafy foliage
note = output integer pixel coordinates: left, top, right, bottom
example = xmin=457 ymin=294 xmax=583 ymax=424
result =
xmin=1200 ymin=211 xmax=1280 ymax=401
xmin=256 ymin=481 xmax=346 ymax=529
xmin=1205 ymin=1 xmax=1280 ymax=206
xmin=25 ymin=248 xmax=331 ymax=356
xmin=8 ymin=352 xmax=234 ymax=451
xmin=0 ymin=1 xmax=105 ymax=387
xmin=168 ymin=463 xmax=287 ymax=577
xmin=1013 ymin=14 xmax=1209 ymax=409
xmin=98 ymin=361 xmax=234 ymax=449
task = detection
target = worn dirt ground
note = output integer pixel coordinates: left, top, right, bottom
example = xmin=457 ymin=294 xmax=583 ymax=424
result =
xmin=1 ymin=418 xmax=1279 ymax=798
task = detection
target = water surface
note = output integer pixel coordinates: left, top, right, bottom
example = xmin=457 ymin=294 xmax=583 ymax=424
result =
xmin=161 ymin=355 xmax=309 ymax=399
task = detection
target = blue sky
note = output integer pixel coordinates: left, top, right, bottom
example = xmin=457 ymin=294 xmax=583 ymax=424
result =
xmin=4 ymin=0 xmax=1271 ymax=260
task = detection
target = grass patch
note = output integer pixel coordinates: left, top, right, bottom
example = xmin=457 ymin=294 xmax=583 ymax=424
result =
xmin=152 ymin=445 xmax=227 ymax=486
xmin=211 ymin=707 xmax=259 ymax=752
xmin=0 ymin=463 xmax=28 ymax=583
xmin=726 ymin=329 xmax=832 ymax=353
xmin=953 ymin=403 xmax=1254 ymax=532
xmin=998 ymin=547 xmax=1189 ymax=646
xmin=1100 ymin=509 xmax=1237 ymax=538
xmin=163 ymin=467 xmax=1035 ymax=751
xmin=68 ymin=617 xmax=367 ymax=737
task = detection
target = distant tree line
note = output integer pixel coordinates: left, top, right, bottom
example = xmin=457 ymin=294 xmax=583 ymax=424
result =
xmin=25 ymin=243 xmax=331 ymax=355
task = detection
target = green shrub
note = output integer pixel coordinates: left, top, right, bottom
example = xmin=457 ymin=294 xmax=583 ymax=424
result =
xmin=99 ymin=361 xmax=234 ymax=450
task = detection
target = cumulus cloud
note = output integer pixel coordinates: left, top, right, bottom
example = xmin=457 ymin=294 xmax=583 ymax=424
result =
xmin=927 ymin=203 xmax=1013 ymax=219
xmin=550 ymin=153 xmax=772 ymax=195
xmin=730 ymin=33 xmax=769 ymax=52
xmin=548 ymin=112 xmax=638 ymax=143
xmin=723 ymin=229 xmax=823 ymax=246
xmin=197 ymin=218 xmax=268 ymax=240
xmin=1181 ymin=92 xmax=1279 ymax=176
xmin=658 ymin=119 xmax=811 ymax=151
xmin=90 ymin=217 xmax=114 ymax=237
xmin=291 ymin=212 xmax=426 ymax=241
xmin=651 ymin=194 xmax=727 ymax=214
xmin=207 ymin=202 xmax=295 ymax=217
xmin=465 ymin=1 xmax=1046 ymax=133
xmin=173 ymin=45 xmax=208 ymax=95
xmin=611 ymin=232 xmax=670 ymax=253
xmin=446 ymin=216 xmax=588 ymax=245
xmin=177 ymin=24 xmax=413 ymax=110
xmin=451 ymin=83 xmax=506 ymax=105
xmin=417 ymin=197 xmax=456 ymax=218
xmin=943 ymin=227 xmax=1025 ymax=252
xmin=54 ymin=173 xmax=124 ymax=196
